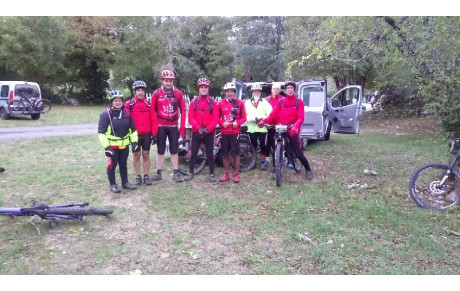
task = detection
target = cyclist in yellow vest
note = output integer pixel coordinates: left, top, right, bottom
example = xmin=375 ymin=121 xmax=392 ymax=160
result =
xmin=98 ymin=90 xmax=139 ymax=193
xmin=244 ymin=84 xmax=272 ymax=170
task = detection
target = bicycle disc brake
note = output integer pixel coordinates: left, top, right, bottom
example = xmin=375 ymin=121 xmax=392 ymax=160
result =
xmin=429 ymin=181 xmax=446 ymax=194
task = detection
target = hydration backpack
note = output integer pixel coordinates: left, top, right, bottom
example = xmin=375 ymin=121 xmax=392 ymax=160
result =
xmin=193 ymin=96 xmax=213 ymax=113
xmin=279 ymin=97 xmax=299 ymax=109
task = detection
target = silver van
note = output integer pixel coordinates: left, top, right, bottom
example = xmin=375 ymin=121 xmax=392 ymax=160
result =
xmin=234 ymin=78 xmax=363 ymax=147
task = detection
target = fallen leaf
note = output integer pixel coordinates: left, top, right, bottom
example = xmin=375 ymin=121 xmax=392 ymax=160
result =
xmin=129 ymin=269 xmax=142 ymax=275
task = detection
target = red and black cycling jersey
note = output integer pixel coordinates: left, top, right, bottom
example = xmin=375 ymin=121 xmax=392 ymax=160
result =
xmin=188 ymin=95 xmax=219 ymax=133
xmin=124 ymin=96 xmax=153 ymax=135
xmin=151 ymin=86 xmax=186 ymax=136
xmin=218 ymin=98 xmax=247 ymax=135
xmin=262 ymin=94 xmax=304 ymax=133
xmin=265 ymin=94 xmax=282 ymax=109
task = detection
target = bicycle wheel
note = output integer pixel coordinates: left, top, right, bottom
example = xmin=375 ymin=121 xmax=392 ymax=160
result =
xmin=409 ymin=163 xmax=460 ymax=211
xmin=275 ymin=142 xmax=283 ymax=187
xmin=231 ymin=137 xmax=256 ymax=172
xmin=12 ymin=100 xmax=27 ymax=114
xmin=36 ymin=99 xmax=52 ymax=114
xmin=19 ymin=97 xmax=31 ymax=112
xmin=47 ymin=207 xmax=113 ymax=216
xmin=177 ymin=138 xmax=207 ymax=175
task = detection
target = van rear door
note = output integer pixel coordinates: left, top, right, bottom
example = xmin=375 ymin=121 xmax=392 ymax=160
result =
xmin=233 ymin=79 xmax=248 ymax=101
xmin=297 ymin=79 xmax=327 ymax=140
xmin=329 ymin=85 xmax=363 ymax=133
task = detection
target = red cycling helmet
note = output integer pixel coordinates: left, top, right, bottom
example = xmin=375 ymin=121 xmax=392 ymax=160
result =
xmin=161 ymin=70 xmax=175 ymax=79
xmin=197 ymin=78 xmax=211 ymax=87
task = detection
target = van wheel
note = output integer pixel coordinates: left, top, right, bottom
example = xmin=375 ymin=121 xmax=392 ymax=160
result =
xmin=31 ymin=113 xmax=40 ymax=120
xmin=0 ymin=108 xmax=9 ymax=120
xmin=302 ymin=138 xmax=308 ymax=150
xmin=324 ymin=122 xmax=332 ymax=140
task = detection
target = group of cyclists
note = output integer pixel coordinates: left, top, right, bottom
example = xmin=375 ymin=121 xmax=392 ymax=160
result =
xmin=97 ymin=70 xmax=313 ymax=194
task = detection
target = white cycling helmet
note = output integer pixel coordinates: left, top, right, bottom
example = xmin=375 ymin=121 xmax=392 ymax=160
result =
xmin=223 ymin=82 xmax=237 ymax=91
xmin=108 ymin=90 xmax=124 ymax=100
xmin=251 ymin=84 xmax=262 ymax=91
xmin=272 ymin=83 xmax=281 ymax=90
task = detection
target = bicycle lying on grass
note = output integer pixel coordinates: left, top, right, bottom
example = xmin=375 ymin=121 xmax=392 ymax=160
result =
xmin=0 ymin=202 xmax=113 ymax=228
xmin=409 ymin=138 xmax=460 ymax=211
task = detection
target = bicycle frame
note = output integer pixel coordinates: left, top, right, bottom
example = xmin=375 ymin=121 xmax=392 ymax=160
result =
xmin=0 ymin=202 xmax=89 ymax=221
xmin=274 ymin=125 xmax=296 ymax=169
xmin=438 ymin=150 xmax=460 ymax=186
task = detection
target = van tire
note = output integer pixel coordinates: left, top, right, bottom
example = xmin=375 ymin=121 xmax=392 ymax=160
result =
xmin=0 ymin=107 xmax=9 ymax=120
xmin=324 ymin=122 xmax=332 ymax=140
xmin=31 ymin=113 xmax=40 ymax=120
xmin=302 ymin=138 xmax=308 ymax=150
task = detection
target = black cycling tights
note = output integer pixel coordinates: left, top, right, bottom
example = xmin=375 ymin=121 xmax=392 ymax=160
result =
xmin=189 ymin=132 xmax=215 ymax=175
xmin=288 ymin=135 xmax=311 ymax=172
xmin=107 ymin=147 xmax=129 ymax=186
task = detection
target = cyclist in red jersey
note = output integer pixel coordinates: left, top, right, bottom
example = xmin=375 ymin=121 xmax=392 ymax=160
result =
xmin=151 ymin=70 xmax=187 ymax=183
xmin=217 ymin=82 xmax=247 ymax=183
xmin=124 ymin=80 xmax=154 ymax=186
xmin=184 ymin=78 xmax=219 ymax=182
xmin=260 ymin=81 xmax=313 ymax=180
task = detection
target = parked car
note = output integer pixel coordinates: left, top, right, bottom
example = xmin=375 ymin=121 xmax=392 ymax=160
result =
xmin=0 ymin=81 xmax=46 ymax=120
xmin=231 ymin=78 xmax=364 ymax=147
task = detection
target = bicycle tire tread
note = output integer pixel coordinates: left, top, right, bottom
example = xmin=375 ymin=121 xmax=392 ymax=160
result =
xmin=47 ymin=207 xmax=113 ymax=216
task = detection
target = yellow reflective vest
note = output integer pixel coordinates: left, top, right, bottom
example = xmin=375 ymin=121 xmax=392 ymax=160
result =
xmin=98 ymin=107 xmax=138 ymax=149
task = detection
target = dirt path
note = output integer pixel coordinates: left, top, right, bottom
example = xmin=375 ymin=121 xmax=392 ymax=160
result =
xmin=0 ymin=123 xmax=97 ymax=142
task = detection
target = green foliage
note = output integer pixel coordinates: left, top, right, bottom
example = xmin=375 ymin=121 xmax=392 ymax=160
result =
xmin=62 ymin=17 xmax=118 ymax=104
xmin=383 ymin=17 xmax=460 ymax=137
xmin=110 ymin=16 xmax=164 ymax=94
xmin=232 ymin=17 xmax=286 ymax=82
xmin=0 ymin=17 xmax=67 ymax=86
xmin=285 ymin=16 xmax=388 ymax=90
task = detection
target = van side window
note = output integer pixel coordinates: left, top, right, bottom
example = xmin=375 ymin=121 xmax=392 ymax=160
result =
xmin=1 ymin=85 xmax=8 ymax=97
xmin=302 ymin=87 xmax=324 ymax=107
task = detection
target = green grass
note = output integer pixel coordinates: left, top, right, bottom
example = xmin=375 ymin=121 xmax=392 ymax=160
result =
xmin=0 ymin=114 xmax=459 ymax=274
xmin=0 ymin=105 xmax=107 ymax=127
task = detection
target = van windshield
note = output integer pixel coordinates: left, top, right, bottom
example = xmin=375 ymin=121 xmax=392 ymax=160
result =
xmin=15 ymin=84 xmax=40 ymax=98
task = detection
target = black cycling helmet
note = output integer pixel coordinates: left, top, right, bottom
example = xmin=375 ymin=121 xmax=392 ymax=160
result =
xmin=108 ymin=90 xmax=124 ymax=100
xmin=285 ymin=80 xmax=296 ymax=90
xmin=133 ymin=80 xmax=147 ymax=90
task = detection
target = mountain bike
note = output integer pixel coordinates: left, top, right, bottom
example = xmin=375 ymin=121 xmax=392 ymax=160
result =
xmin=178 ymin=129 xmax=256 ymax=175
xmin=408 ymin=138 xmax=460 ymax=211
xmin=13 ymin=94 xmax=52 ymax=116
xmin=178 ymin=135 xmax=207 ymax=175
xmin=273 ymin=125 xmax=301 ymax=187
xmin=0 ymin=202 xmax=113 ymax=228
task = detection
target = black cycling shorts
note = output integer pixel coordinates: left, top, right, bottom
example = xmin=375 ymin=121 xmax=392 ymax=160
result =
xmin=137 ymin=134 xmax=151 ymax=151
xmin=220 ymin=134 xmax=239 ymax=157
xmin=157 ymin=126 xmax=179 ymax=155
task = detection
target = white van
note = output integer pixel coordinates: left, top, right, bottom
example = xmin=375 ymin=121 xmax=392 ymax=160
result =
xmin=0 ymin=81 xmax=45 ymax=120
